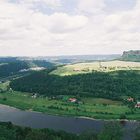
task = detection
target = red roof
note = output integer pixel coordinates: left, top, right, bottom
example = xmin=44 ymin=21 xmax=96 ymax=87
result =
xmin=69 ymin=98 xmax=77 ymax=102
xmin=135 ymin=103 xmax=140 ymax=108
xmin=127 ymin=98 xmax=134 ymax=102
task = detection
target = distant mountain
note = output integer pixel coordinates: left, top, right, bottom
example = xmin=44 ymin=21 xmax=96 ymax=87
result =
xmin=121 ymin=50 xmax=140 ymax=62
xmin=51 ymin=55 xmax=121 ymax=64
xmin=28 ymin=55 xmax=121 ymax=64
xmin=0 ymin=57 xmax=18 ymax=63
xmin=0 ymin=55 xmax=121 ymax=65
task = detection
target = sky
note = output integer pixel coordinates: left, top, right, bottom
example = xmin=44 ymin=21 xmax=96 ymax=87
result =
xmin=0 ymin=0 xmax=140 ymax=56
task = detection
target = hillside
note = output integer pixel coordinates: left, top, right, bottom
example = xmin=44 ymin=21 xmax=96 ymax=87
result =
xmin=10 ymin=69 xmax=140 ymax=100
xmin=0 ymin=61 xmax=30 ymax=78
xmin=51 ymin=60 xmax=140 ymax=76
xmin=0 ymin=60 xmax=55 ymax=78
xmin=121 ymin=50 xmax=140 ymax=62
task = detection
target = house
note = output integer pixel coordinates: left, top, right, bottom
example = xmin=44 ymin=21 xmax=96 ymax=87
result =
xmin=68 ymin=98 xmax=77 ymax=103
xmin=135 ymin=102 xmax=140 ymax=108
xmin=73 ymin=68 xmax=81 ymax=72
xmin=31 ymin=93 xmax=37 ymax=98
xmin=127 ymin=97 xmax=134 ymax=102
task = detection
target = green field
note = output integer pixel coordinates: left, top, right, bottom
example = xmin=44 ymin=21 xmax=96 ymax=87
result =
xmin=0 ymin=82 xmax=10 ymax=91
xmin=0 ymin=89 xmax=140 ymax=120
xmin=51 ymin=60 xmax=140 ymax=76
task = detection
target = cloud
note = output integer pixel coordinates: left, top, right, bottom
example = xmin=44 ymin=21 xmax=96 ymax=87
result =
xmin=47 ymin=13 xmax=88 ymax=33
xmin=18 ymin=0 xmax=62 ymax=9
xmin=0 ymin=1 xmax=89 ymax=56
xmin=77 ymin=0 xmax=105 ymax=14
xmin=0 ymin=0 xmax=140 ymax=56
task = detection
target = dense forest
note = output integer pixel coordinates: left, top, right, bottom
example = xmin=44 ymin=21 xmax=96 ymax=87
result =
xmin=0 ymin=121 xmax=139 ymax=140
xmin=10 ymin=70 xmax=140 ymax=100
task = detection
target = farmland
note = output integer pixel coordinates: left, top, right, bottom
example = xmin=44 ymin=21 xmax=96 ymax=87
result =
xmin=51 ymin=60 xmax=140 ymax=76
xmin=0 ymin=85 xmax=140 ymax=120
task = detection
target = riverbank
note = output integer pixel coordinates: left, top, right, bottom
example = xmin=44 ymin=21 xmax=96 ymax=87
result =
xmin=0 ymin=91 xmax=140 ymax=121
xmin=78 ymin=116 xmax=139 ymax=122
xmin=0 ymin=103 xmax=139 ymax=140
xmin=0 ymin=104 xmax=139 ymax=124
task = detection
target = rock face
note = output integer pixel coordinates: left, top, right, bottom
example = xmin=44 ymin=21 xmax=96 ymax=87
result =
xmin=123 ymin=50 xmax=140 ymax=56
xmin=121 ymin=50 xmax=140 ymax=62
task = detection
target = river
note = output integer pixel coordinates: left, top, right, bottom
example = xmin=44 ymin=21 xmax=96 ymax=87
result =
xmin=0 ymin=104 xmax=139 ymax=140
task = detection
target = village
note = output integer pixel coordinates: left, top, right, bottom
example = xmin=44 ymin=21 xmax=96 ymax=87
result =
xmin=30 ymin=93 xmax=82 ymax=103
xmin=31 ymin=93 xmax=140 ymax=109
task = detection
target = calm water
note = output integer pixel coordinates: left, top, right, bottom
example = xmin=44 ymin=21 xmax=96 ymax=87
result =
xmin=0 ymin=105 xmax=139 ymax=140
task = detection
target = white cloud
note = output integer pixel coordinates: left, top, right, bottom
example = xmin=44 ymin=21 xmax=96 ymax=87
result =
xmin=0 ymin=1 xmax=89 ymax=56
xmin=77 ymin=0 xmax=105 ymax=14
xmin=0 ymin=0 xmax=140 ymax=56
xmin=47 ymin=13 xmax=88 ymax=33
xmin=18 ymin=0 xmax=62 ymax=9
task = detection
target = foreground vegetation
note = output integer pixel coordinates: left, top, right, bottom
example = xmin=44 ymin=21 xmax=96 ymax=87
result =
xmin=0 ymin=121 xmax=139 ymax=140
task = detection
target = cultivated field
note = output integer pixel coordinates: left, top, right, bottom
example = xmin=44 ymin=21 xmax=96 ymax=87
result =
xmin=51 ymin=60 xmax=140 ymax=76
xmin=0 ymin=90 xmax=140 ymax=120
xmin=0 ymin=91 xmax=135 ymax=119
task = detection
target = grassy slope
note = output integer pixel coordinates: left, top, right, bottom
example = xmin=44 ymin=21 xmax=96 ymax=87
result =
xmin=0 ymin=82 xmax=9 ymax=91
xmin=51 ymin=60 xmax=140 ymax=76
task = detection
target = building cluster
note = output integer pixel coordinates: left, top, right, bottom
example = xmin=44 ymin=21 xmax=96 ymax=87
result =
xmin=135 ymin=102 xmax=140 ymax=108
xmin=127 ymin=97 xmax=140 ymax=108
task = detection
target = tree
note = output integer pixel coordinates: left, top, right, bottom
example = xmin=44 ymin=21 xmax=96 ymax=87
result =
xmin=79 ymin=130 xmax=98 ymax=140
xmin=98 ymin=122 xmax=123 ymax=140
xmin=134 ymin=126 xmax=140 ymax=140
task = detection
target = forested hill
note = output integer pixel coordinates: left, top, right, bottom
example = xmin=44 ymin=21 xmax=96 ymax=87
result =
xmin=30 ymin=60 xmax=55 ymax=68
xmin=121 ymin=50 xmax=140 ymax=62
xmin=0 ymin=60 xmax=55 ymax=78
xmin=0 ymin=61 xmax=29 ymax=78
xmin=10 ymin=70 xmax=140 ymax=100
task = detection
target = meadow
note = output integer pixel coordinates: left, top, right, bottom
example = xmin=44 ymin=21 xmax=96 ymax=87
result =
xmin=51 ymin=60 xmax=140 ymax=76
xmin=0 ymin=89 xmax=139 ymax=120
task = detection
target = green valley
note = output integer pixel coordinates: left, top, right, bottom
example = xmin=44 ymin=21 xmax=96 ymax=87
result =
xmin=0 ymin=60 xmax=139 ymax=120
xmin=0 ymin=58 xmax=139 ymax=120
